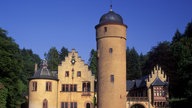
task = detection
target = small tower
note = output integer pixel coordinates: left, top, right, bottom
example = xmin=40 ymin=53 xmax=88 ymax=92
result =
xmin=95 ymin=7 xmax=127 ymax=108
xmin=28 ymin=60 xmax=58 ymax=108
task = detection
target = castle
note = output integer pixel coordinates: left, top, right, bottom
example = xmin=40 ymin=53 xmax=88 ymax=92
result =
xmin=28 ymin=7 xmax=169 ymax=108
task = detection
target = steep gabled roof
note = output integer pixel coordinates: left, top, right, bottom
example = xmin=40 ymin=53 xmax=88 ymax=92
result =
xmin=151 ymin=77 xmax=166 ymax=86
xmin=126 ymin=75 xmax=148 ymax=91
xmin=126 ymin=80 xmax=135 ymax=91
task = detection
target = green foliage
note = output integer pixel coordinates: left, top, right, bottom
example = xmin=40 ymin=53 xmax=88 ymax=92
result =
xmin=45 ymin=46 xmax=68 ymax=71
xmin=45 ymin=47 xmax=59 ymax=71
xmin=0 ymin=28 xmax=24 ymax=107
xmin=59 ymin=46 xmax=68 ymax=63
xmin=170 ymin=21 xmax=192 ymax=98
xmin=0 ymin=28 xmax=41 ymax=107
xmin=126 ymin=47 xmax=142 ymax=80
xmin=0 ymin=83 xmax=8 ymax=108
xmin=88 ymin=49 xmax=97 ymax=77
xmin=21 ymin=48 xmax=41 ymax=84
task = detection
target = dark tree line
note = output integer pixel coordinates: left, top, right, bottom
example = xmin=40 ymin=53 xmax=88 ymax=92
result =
xmin=0 ymin=21 xmax=191 ymax=107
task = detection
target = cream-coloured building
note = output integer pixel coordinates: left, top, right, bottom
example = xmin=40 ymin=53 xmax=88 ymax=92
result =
xmin=126 ymin=65 xmax=169 ymax=108
xmin=28 ymin=7 xmax=169 ymax=108
xmin=28 ymin=49 xmax=95 ymax=108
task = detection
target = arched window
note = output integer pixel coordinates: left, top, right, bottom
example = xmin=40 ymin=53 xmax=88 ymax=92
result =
xmin=86 ymin=103 xmax=90 ymax=108
xmin=43 ymin=99 xmax=48 ymax=108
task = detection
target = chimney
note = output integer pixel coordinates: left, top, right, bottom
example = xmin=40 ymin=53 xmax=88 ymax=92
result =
xmin=34 ymin=63 xmax=38 ymax=73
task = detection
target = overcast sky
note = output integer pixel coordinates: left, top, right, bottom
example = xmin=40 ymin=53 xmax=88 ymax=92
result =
xmin=1 ymin=0 xmax=192 ymax=63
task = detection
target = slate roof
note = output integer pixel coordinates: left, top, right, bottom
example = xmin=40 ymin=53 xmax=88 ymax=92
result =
xmin=29 ymin=60 xmax=58 ymax=80
xmin=99 ymin=10 xmax=124 ymax=25
xmin=126 ymin=75 xmax=147 ymax=91
xmin=151 ymin=77 xmax=167 ymax=86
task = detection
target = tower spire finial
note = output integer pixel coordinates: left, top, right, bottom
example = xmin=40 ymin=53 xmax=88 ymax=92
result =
xmin=110 ymin=4 xmax=112 ymax=11
xmin=110 ymin=0 xmax=113 ymax=11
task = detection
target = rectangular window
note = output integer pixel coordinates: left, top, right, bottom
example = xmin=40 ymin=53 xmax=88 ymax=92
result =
xmin=61 ymin=84 xmax=77 ymax=92
xmin=61 ymin=84 xmax=65 ymax=91
xmin=70 ymin=102 xmax=77 ymax=108
xmin=82 ymin=82 xmax=91 ymax=92
xmin=61 ymin=102 xmax=68 ymax=108
xmin=74 ymin=85 xmax=77 ymax=92
xmin=66 ymin=84 xmax=69 ymax=92
xmin=110 ymin=74 xmax=114 ymax=82
xmin=65 ymin=102 xmax=68 ymax=108
xmin=46 ymin=82 xmax=52 ymax=91
xmin=70 ymin=102 xmax=73 ymax=108
xmin=70 ymin=84 xmax=73 ymax=92
xmin=109 ymin=48 xmax=113 ymax=53
xmin=65 ymin=71 xmax=69 ymax=77
xmin=77 ymin=71 xmax=81 ymax=77
xmin=61 ymin=102 xmax=64 ymax=108
xmin=32 ymin=81 xmax=37 ymax=91
xmin=74 ymin=102 xmax=77 ymax=108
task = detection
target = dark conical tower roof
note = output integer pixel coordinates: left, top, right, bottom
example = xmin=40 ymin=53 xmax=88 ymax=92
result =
xmin=99 ymin=10 xmax=123 ymax=25
xmin=95 ymin=6 xmax=127 ymax=28
xmin=29 ymin=60 xmax=58 ymax=80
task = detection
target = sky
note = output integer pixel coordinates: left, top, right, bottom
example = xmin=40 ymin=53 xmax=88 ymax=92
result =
xmin=1 ymin=0 xmax=192 ymax=63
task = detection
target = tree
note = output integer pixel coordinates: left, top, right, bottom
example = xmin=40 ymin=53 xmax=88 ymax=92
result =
xmin=184 ymin=21 xmax=192 ymax=38
xmin=0 ymin=83 xmax=8 ymax=108
xmin=20 ymin=48 xmax=41 ymax=84
xmin=45 ymin=47 xmax=59 ymax=71
xmin=0 ymin=28 xmax=25 ymax=107
xmin=88 ymin=49 xmax=97 ymax=77
xmin=139 ymin=53 xmax=148 ymax=76
xmin=172 ymin=29 xmax=182 ymax=43
xmin=171 ymin=22 xmax=192 ymax=98
xmin=126 ymin=47 xmax=141 ymax=80
xmin=59 ymin=46 xmax=68 ymax=63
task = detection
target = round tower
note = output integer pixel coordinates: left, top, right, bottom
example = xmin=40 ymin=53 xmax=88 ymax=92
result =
xmin=95 ymin=8 xmax=127 ymax=108
xmin=28 ymin=60 xmax=58 ymax=108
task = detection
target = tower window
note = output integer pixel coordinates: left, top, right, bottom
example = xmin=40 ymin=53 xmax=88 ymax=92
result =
xmin=104 ymin=27 xmax=107 ymax=32
xmin=46 ymin=82 xmax=52 ymax=91
xmin=32 ymin=81 xmax=37 ymax=91
xmin=109 ymin=48 xmax=113 ymax=53
xmin=110 ymin=75 xmax=114 ymax=82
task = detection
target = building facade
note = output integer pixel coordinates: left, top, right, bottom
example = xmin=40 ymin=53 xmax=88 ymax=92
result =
xmin=28 ymin=49 xmax=95 ymax=108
